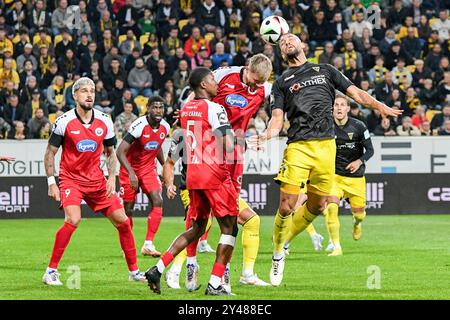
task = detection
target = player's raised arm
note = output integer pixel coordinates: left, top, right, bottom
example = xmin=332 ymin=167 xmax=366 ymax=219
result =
xmin=346 ymin=85 xmax=402 ymax=118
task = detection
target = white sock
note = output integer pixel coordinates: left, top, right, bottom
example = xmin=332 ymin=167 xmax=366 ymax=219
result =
xmin=199 ymin=240 xmax=207 ymax=246
xmin=144 ymin=240 xmax=153 ymax=246
xmin=242 ymin=269 xmax=253 ymax=277
xmin=170 ymin=262 xmax=182 ymax=274
xmin=209 ymin=275 xmax=221 ymax=288
xmin=187 ymin=256 xmax=197 ymax=266
xmin=310 ymin=232 xmax=318 ymax=238
xmin=129 ymin=269 xmax=140 ymax=275
xmin=46 ymin=267 xmax=57 ymax=273
xmin=156 ymin=260 xmax=165 ymax=273
xmin=273 ymin=251 xmax=285 ymax=260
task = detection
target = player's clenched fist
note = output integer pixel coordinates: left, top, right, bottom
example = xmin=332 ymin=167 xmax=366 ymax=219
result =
xmin=48 ymin=184 xmax=60 ymax=201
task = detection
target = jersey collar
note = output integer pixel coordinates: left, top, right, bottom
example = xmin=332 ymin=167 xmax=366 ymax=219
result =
xmin=74 ymin=108 xmax=95 ymax=125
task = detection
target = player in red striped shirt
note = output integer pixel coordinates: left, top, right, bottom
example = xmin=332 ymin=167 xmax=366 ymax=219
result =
xmin=42 ymin=77 xmax=144 ymax=285
xmin=145 ymin=67 xmax=238 ymax=296
xmin=117 ymin=96 xmax=170 ymax=257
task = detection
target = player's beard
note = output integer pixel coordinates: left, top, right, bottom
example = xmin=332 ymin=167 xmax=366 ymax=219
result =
xmin=286 ymin=48 xmax=301 ymax=62
xmin=79 ymin=101 xmax=93 ymax=111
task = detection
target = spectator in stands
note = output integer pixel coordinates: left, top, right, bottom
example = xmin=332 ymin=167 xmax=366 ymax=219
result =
xmin=375 ymin=71 xmax=399 ymax=102
xmin=58 ymin=48 xmax=80 ymax=81
xmin=397 ymin=116 xmax=421 ymax=136
xmin=431 ymin=104 xmax=450 ymax=130
xmin=117 ymin=0 xmax=140 ymax=35
xmin=402 ymin=26 xmax=423 ymax=60
xmin=232 ymin=41 xmax=251 ymax=67
xmin=209 ymin=27 xmax=231 ymax=55
xmin=434 ymin=56 xmax=449 ymax=85
xmin=404 ymin=87 xmax=422 ymax=116
xmin=138 ymin=7 xmax=156 ymax=34
xmin=367 ymin=109 xmax=382 ymax=133
xmin=379 ymin=29 xmax=397 ymax=56
xmin=344 ymin=58 xmax=364 ymax=86
xmin=331 ymin=12 xmax=348 ymax=41
xmin=14 ymin=29 xmax=30 ymax=59
xmin=28 ymin=0 xmax=51 ymax=35
xmin=0 ymin=80 xmax=19 ymax=106
xmin=125 ymin=48 xmax=142 ymax=72
xmin=172 ymin=60 xmax=190 ymax=95
xmin=51 ymin=0 xmax=70 ymax=35
xmin=340 ymin=41 xmax=363 ymax=70
xmin=80 ymin=42 xmax=102 ymax=75
xmin=211 ymin=43 xmax=232 ymax=70
xmin=94 ymin=80 xmax=112 ymax=114
xmin=349 ymin=11 xmax=373 ymax=38
xmin=170 ymin=47 xmax=191 ymax=70
xmin=432 ymin=9 xmax=450 ymax=41
xmin=114 ymin=101 xmax=137 ymax=138
xmin=64 ymin=81 xmax=76 ymax=110
xmin=102 ymin=46 xmax=125 ymax=74
xmin=8 ymin=120 xmax=26 ymax=140
xmin=349 ymin=103 xmax=367 ymax=124
xmin=180 ymin=13 xmax=202 ymax=43
xmin=263 ymin=0 xmax=281 ymax=20
xmin=19 ymin=76 xmax=39 ymax=106
xmin=374 ymin=117 xmax=397 ymax=136
xmin=0 ymin=57 xmax=20 ymax=90
xmin=162 ymin=27 xmax=182 ymax=58
xmin=308 ymin=10 xmax=334 ymax=52
xmin=98 ymin=29 xmax=116 ymax=57
xmin=424 ymin=43 xmax=443 ymax=72
xmin=319 ymin=42 xmax=337 ymax=65
xmin=119 ymin=29 xmax=141 ymax=57
xmin=354 ymin=27 xmax=377 ymax=54
xmin=412 ymin=59 xmax=432 ymax=89
xmin=387 ymin=0 xmax=409 ymax=31
xmin=27 ymin=108 xmax=49 ymax=139
xmin=386 ymin=89 xmax=406 ymax=111
xmin=112 ymin=88 xmax=139 ymax=120
xmin=46 ymin=75 xmax=66 ymax=113
xmin=77 ymin=12 xmax=93 ymax=39
xmin=3 ymin=95 xmax=28 ymax=126
xmin=419 ymin=79 xmax=439 ymax=109
xmin=412 ymin=105 xmax=427 ymax=128
xmin=128 ymin=57 xmax=152 ymax=98
xmin=24 ymin=88 xmax=48 ymax=118
xmin=7 ymin=0 xmax=27 ymax=32
xmin=197 ymin=0 xmax=220 ymax=33
xmin=385 ymin=41 xmax=412 ymax=70
xmin=95 ymin=10 xmax=118 ymax=40
xmin=17 ymin=43 xmax=37 ymax=72
xmin=368 ymin=56 xmax=387 ymax=85
xmin=86 ymin=60 xmax=102 ymax=84
xmin=184 ymin=27 xmax=210 ymax=59
xmin=437 ymin=71 xmax=450 ymax=104
xmin=39 ymin=62 xmax=58 ymax=93
xmin=110 ymin=77 xmax=126 ymax=108
xmin=55 ymin=28 xmax=74 ymax=58
xmin=151 ymin=58 xmax=172 ymax=92
xmin=76 ymin=33 xmax=90 ymax=59
xmin=437 ymin=119 xmax=450 ymax=136
xmin=420 ymin=121 xmax=433 ymax=136
xmin=0 ymin=116 xmax=11 ymax=139
xmin=392 ymin=58 xmax=413 ymax=88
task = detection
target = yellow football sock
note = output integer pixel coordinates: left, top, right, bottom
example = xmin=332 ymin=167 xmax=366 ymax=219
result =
xmin=352 ymin=211 xmax=366 ymax=225
xmin=324 ymin=203 xmax=340 ymax=247
xmin=306 ymin=223 xmax=317 ymax=236
xmin=242 ymin=214 xmax=260 ymax=275
xmin=273 ymin=210 xmax=292 ymax=255
xmin=287 ymin=203 xmax=318 ymax=243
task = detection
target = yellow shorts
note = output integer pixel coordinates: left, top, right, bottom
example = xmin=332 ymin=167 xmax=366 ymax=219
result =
xmin=180 ymin=188 xmax=250 ymax=213
xmin=275 ymin=139 xmax=336 ymax=196
xmin=330 ymin=175 xmax=366 ymax=208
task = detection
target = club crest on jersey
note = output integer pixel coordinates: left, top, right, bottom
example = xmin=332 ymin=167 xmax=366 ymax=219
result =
xmin=225 ymin=94 xmax=248 ymax=108
xmin=160 ymin=132 xmax=165 ymax=139
xmin=348 ymin=132 xmax=354 ymax=140
xmin=312 ymin=66 xmax=320 ymax=72
xmin=144 ymin=141 xmax=159 ymax=150
xmin=95 ymin=128 xmax=104 ymax=136
xmin=76 ymin=140 xmax=98 ymax=152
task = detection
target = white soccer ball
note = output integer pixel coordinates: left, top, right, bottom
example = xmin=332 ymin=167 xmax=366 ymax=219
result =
xmin=260 ymin=15 xmax=290 ymax=45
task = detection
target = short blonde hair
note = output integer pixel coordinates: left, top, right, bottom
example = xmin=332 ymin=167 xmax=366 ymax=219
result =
xmin=335 ymin=94 xmax=350 ymax=106
xmin=248 ymin=53 xmax=273 ymax=81
xmin=72 ymin=77 xmax=95 ymax=95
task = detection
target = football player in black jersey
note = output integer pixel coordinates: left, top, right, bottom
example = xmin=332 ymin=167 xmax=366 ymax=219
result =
xmin=252 ymin=33 xmax=401 ymax=286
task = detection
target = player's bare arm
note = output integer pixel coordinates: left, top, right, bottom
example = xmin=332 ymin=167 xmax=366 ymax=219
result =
xmin=251 ymin=108 xmax=284 ymax=148
xmin=162 ymin=155 xmax=177 ymax=199
xmin=104 ymin=145 xmax=117 ymax=198
xmin=156 ymin=148 xmax=165 ymax=166
xmin=346 ymin=85 xmax=403 ymax=118
xmin=116 ymin=140 xmax=139 ymax=191
xmin=45 ymin=144 xmax=60 ymax=201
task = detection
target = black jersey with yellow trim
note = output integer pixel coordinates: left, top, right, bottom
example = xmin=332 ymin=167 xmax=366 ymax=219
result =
xmin=335 ymin=117 xmax=374 ymax=178
xmin=270 ymin=62 xmax=354 ymax=143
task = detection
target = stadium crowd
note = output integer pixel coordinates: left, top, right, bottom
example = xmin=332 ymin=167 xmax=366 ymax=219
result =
xmin=0 ymin=0 xmax=449 ymax=140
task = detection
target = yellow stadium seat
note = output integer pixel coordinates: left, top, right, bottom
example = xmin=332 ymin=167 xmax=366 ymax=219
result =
xmin=134 ymin=95 xmax=149 ymax=115
xmin=429 ymin=17 xmax=437 ymax=28
xmin=178 ymin=19 xmax=188 ymax=30
xmin=314 ymin=47 xmax=324 ymax=59
xmin=426 ymin=110 xmax=441 ymax=122
xmin=48 ymin=113 xmax=56 ymax=123
xmin=54 ymin=34 xmax=72 ymax=46
xmin=140 ymin=34 xmax=150 ymax=47
xmin=119 ymin=35 xmax=137 ymax=45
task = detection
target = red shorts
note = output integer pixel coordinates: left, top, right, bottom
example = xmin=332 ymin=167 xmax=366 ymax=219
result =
xmin=187 ymin=177 xmax=239 ymax=221
xmin=119 ymin=171 xmax=162 ymax=203
xmin=227 ymin=162 xmax=244 ymax=194
xmin=59 ymin=179 xmax=123 ymax=216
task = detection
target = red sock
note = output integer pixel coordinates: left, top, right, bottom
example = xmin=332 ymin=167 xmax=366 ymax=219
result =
xmin=128 ymin=216 xmax=134 ymax=229
xmin=48 ymin=222 xmax=77 ymax=269
xmin=117 ymin=218 xmax=138 ymax=272
xmin=200 ymin=229 xmax=209 ymax=241
xmin=161 ymin=252 xmax=174 ymax=267
xmin=145 ymin=207 xmax=163 ymax=241
xmin=187 ymin=238 xmax=199 ymax=257
xmin=211 ymin=262 xmax=226 ymax=278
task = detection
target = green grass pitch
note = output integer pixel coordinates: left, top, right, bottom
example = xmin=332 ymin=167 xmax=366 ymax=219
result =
xmin=0 ymin=215 xmax=449 ymax=300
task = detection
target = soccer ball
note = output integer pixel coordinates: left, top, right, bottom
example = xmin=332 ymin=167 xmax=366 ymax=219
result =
xmin=260 ymin=15 xmax=290 ymax=45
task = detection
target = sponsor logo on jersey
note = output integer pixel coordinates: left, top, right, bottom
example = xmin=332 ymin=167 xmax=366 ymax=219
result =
xmin=76 ymin=140 xmax=98 ymax=152
xmin=240 ymin=183 xmax=268 ymax=210
xmin=225 ymin=94 xmax=249 ymax=108
xmin=0 ymin=186 xmax=31 ymax=213
xmin=428 ymin=188 xmax=450 ymax=201
xmin=144 ymin=141 xmax=159 ymax=150
xmin=95 ymin=128 xmax=104 ymax=136
xmin=289 ymin=75 xmax=327 ymax=93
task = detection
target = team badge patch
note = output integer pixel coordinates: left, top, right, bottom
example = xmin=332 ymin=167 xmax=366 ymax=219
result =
xmin=95 ymin=128 xmax=104 ymax=136
xmin=348 ymin=132 xmax=354 ymax=140
xmin=312 ymin=66 xmax=320 ymax=72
